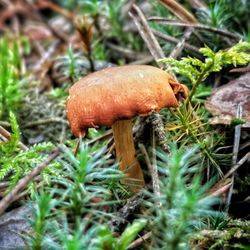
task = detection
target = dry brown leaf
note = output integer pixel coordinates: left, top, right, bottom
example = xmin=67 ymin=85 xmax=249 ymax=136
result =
xmin=205 ymin=73 xmax=250 ymax=127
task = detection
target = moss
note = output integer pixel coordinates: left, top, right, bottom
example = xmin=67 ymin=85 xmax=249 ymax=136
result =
xmin=191 ymin=220 xmax=250 ymax=249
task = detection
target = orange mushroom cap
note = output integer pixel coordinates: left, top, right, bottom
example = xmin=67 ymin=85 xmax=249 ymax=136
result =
xmin=66 ymin=65 xmax=187 ymax=137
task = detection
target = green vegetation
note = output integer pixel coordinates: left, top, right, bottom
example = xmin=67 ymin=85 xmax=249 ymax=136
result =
xmin=0 ymin=112 xmax=59 ymax=193
xmin=0 ymin=1 xmax=249 ymax=249
xmin=26 ymin=142 xmax=146 ymax=249
xmin=146 ymin=146 xmax=218 ymax=249
xmin=163 ymin=42 xmax=250 ymax=102
xmin=0 ymin=36 xmax=22 ymax=119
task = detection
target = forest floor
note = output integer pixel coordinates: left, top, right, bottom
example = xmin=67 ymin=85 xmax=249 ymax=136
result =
xmin=0 ymin=1 xmax=250 ymax=249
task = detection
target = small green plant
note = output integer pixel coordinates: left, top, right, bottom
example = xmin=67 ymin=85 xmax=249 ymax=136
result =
xmin=67 ymin=46 xmax=78 ymax=82
xmin=26 ymin=142 xmax=146 ymax=249
xmin=0 ymin=36 xmax=22 ymax=119
xmin=206 ymin=213 xmax=231 ymax=231
xmin=27 ymin=191 xmax=56 ymax=250
xmin=162 ymin=41 xmax=250 ymax=103
xmin=201 ymin=0 xmax=250 ymax=32
xmin=204 ymin=1 xmax=232 ymax=28
xmin=52 ymin=142 xmax=123 ymax=220
xmin=105 ymin=0 xmax=125 ymax=38
xmin=83 ymin=0 xmax=142 ymax=51
xmin=96 ymin=219 xmax=147 ymax=250
xmin=0 ymin=112 xmax=59 ymax=192
xmin=161 ymin=42 xmax=250 ymax=174
xmin=165 ymin=103 xmax=229 ymax=176
xmin=146 ymin=145 xmax=217 ymax=250
xmin=28 ymin=194 xmax=146 ymax=250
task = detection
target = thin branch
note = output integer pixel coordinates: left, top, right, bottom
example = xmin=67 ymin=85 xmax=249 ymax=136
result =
xmin=22 ymin=117 xmax=68 ymax=128
xmin=230 ymin=67 xmax=250 ymax=73
xmin=186 ymin=0 xmax=208 ymax=9
xmin=206 ymin=182 xmax=232 ymax=199
xmin=224 ymin=151 xmax=250 ymax=180
xmin=159 ymin=0 xmax=199 ymax=24
xmin=139 ymin=144 xmax=161 ymax=200
xmin=129 ymin=55 xmax=154 ymax=65
xmin=128 ymin=232 xmax=152 ymax=249
xmin=232 ymin=105 xmax=243 ymax=165
xmin=129 ymin=4 xmax=166 ymax=68
xmin=0 ymin=125 xmax=28 ymax=151
xmin=148 ymin=17 xmax=241 ymax=40
xmin=0 ymin=148 xmax=60 ymax=216
xmin=152 ymin=29 xmax=200 ymax=55
xmin=207 ymin=151 xmax=250 ymax=199
xmin=0 ymin=121 xmax=10 ymax=127
xmin=169 ymin=27 xmax=193 ymax=59
xmin=106 ymin=42 xmax=152 ymax=60
xmin=32 ymin=40 xmax=60 ymax=72
xmin=0 ymin=134 xmax=8 ymax=143
xmin=225 ymin=104 xmax=243 ymax=212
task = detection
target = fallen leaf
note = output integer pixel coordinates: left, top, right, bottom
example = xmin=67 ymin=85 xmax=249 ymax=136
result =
xmin=205 ymin=73 xmax=250 ymax=127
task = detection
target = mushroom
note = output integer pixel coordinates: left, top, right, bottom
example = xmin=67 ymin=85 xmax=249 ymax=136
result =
xmin=66 ymin=65 xmax=187 ymax=191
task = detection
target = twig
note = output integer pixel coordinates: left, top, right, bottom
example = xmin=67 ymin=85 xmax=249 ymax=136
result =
xmin=0 ymin=176 xmax=43 ymax=197
xmin=12 ymin=181 xmax=44 ymax=203
xmin=230 ymin=67 xmax=250 ymax=73
xmin=0 ymin=121 xmax=10 ymax=127
xmin=225 ymin=104 xmax=243 ymax=212
xmin=129 ymin=4 xmax=195 ymax=149
xmin=158 ymin=1 xmax=209 ymax=44
xmin=186 ymin=0 xmax=208 ymax=9
xmin=232 ymin=105 xmax=243 ymax=165
xmin=239 ymin=140 xmax=250 ymax=151
xmin=206 ymin=151 xmax=250 ymax=199
xmin=152 ymin=29 xmax=200 ymax=55
xmin=159 ymin=0 xmax=199 ymax=23
xmin=129 ymin=4 xmax=166 ymax=67
xmin=148 ymin=17 xmax=241 ymax=40
xmin=0 ymin=148 xmax=60 ymax=216
xmin=206 ymin=182 xmax=232 ymax=199
xmin=224 ymin=152 xmax=250 ymax=180
xmin=106 ymin=42 xmax=151 ymax=60
xmin=129 ymin=55 xmax=154 ymax=65
xmin=0 ymin=125 xmax=28 ymax=151
xmin=22 ymin=118 xmax=68 ymax=128
xmin=128 ymin=231 xmax=152 ymax=249
xmin=139 ymin=144 xmax=161 ymax=200
xmin=0 ymin=134 xmax=8 ymax=143
xmin=169 ymin=27 xmax=193 ymax=59
xmin=33 ymin=40 xmax=60 ymax=73
xmin=107 ymin=140 xmax=115 ymax=156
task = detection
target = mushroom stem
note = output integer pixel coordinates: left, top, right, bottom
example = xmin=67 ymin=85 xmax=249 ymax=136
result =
xmin=112 ymin=119 xmax=145 ymax=190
